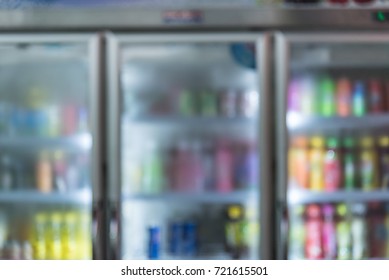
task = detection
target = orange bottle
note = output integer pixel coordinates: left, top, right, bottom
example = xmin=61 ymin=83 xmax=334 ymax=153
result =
xmin=289 ymin=136 xmax=310 ymax=189
xmin=309 ymin=136 xmax=325 ymax=191
xmin=36 ymin=151 xmax=52 ymax=193
xmin=336 ymin=78 xmax=352 ymax=117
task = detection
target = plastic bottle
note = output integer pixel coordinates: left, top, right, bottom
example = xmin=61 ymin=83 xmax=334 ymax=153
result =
xmin=351 ymin=203 xmax=368 ymax=260
xmin=172 ymin=140 xmax=194 ymax=192
xmin=36 ymin=151 xmax=52 ymax=193
xmin=61 ymin=211 xmax=77 ymax=260
xmin=309 ymin=136 xmax=325 ymax=191
xmin=300 ymin=76 xmax=317 ymax=116
xmin=343 ymin=137 xmax=357 ymax=191
xmin=46 ymin=212 xmax=62 ymax=260
xmin=288 ymin=205 xmax=305 ymax=259
xmin=142 ymin=141 xmax=164 ymax=194
xmin=199 ymin=90 xmax=218 ymax=117
xmin=352 ymin=81 xmax=367 ymax=117
xmin=179 ymin=90 xmax=195 ymax=117
xmin=336 ymin=204 xmax=351 ymax=260
xmin=367 ymin=202 xmax=386 ymax=259
xmin=336 ymin=78 xmax=352 ymax=117
xmin=53 ymin=150 xmax=67 ymax=192
xmin=359 ymin=136 xmax=378 ymax=191
xmin=324 ymin=137 xmax=342 ymax=192
xmin=0 ymin=155 xmax=15 ymax=191
xmin=148 ymin=226 xmax=160 ymax=260
xmin=305 ymin=204 xmax=323 ymax=259
xmin=30 ymin=212 xmax=47 ymax=260
xmin=62 ymin=103 xmax=78 ymax=135
xmin=287 ymin=77 xmax=301 ymax=113
xmin=215 ymin=140 xmax=234 ymax=193
xmin=378 ymin=136 xmax=389 ymax=189
xmin=235 ymin=141 xmax=258 ymax=190
xmin=322 ymin=204 xmax=337 ymax=259
xmin=319 ymin=77 xmax=336 ymax=117
xmin=225 ymin=205 xmax=246 ymax=259
xmin=190 ymin=141 xmax=205 ymax=192
xmin=0 ymin=212 xmax=7 ymax=256
xmin=219 ymin=89 xmax=237 ymax=118
xmin=21 ymin=241 xmax=33 ymax=260
xmin=202 ymin=140 xmax=215 ymax=191
xmin=289 ymin=136 xmax=310 ymax=189
xmin=368 ymin=79 xmax=384 ymax=114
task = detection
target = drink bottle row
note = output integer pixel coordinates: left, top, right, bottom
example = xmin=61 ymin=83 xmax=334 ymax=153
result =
xmin=0 ymin=209 xmax=92 ymax=260
xmin=146 ymin=205 xmax=252 ymax=260
xmin=124 ymin=139 xmax=258 ymax=194
xmin=289 ymin=134 xmax=389 ymax=191
xmin=289 ymin=202 xmax=389 ymax=260
xmin=285 ymin=0 xmax=378 ymax=4
xmin=288 ymin=76 xmax=389 ymax=117
xmin=130 ymin=88 xmax=258 ymax=119
xmin=0 ymin=151 xmax=90 ymax=192
xmin=0 ymin=88 xmax=88 ymax=137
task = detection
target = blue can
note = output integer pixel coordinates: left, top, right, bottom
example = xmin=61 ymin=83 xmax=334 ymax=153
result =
xmin=183 ymin=222 xmax=198 ymax=256
xmin=148 ymin=226 xmax=160 ymax=259
xmin=169 ymin=222 xmax=184 ymax=255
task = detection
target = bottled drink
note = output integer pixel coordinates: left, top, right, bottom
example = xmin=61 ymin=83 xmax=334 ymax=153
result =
xmin=63 ymin=104 xmax=78 ymax=135
xmin=225 ymin=205 xmax=246 ymax=259
xmin=287 ymin=78 xmax=301 ymax=113
xmin=324 ymin=137 xmax=342 ymax=192
xmin=219 ymin=89 xmax=237 ymax=118
xmin=0 ymin=155 xmax=15 ymax=191
xmin=36 ymin=151 xmax=52 ymax=193
xmin=300 ymin=76 xmax=316 ymax=116
xmin=148 ymin=226 xmax=160 ymax=260
xmin=53 ymin=150 xmax=67 ymax=192
xmin=368 ymin=79 xmax=384 ymax=114
xmin=352 ymin=81 xmax=367 ymax=116
xmin=309 ymin=136 xmax=325 ymax=191
xmin=142 ymin=141 xmax=164 ymax=194
xmin=305 ymin=204 xmax=323 ymax=259
xmin=199 ymin=90 xmax=218 ymax=117
xmin=322 ymin=204 xmax=337 ymax=259
xmin=239 ymin=90 xmax=259 ymax=118
xmin=46 ymin=212 xmax=62 ymax=260
xmin=289 ymin=136 xmax=309 ymax=189
xmin=61 ymin=211 xmax=77 ymax=260
xmin=215 ymin=140 xmax=234 ymax=193
xmin=288 ymin=205 xmax=305 ymax=259
xmin=367 ymin=202 xmax=386 ymax=259
xmin=336 ymin=78 xmax=352 ymax=117
xmin=77 ymin=107 xmax=89 ymax=133
xmin=46 ymin=104 xmax=61 ymax=137
xmin=336 ymin=204 xmax=351 ymax=259
xmin=319 ymin=77 xmax=336 ymax=117
xmin=76 ymin=210 xmax=92 ymax=260
xmin=179 ymin=90 xmax=195 ymax=117
xmin=30 ymin=212 xmax=47 ymax=260
xmin=202 ymin=141 xmax=215 ymax=191
xmin=235 ymin=141 xmax=258 ymax=190
xmin=0 ymin=212 xmax=7 ymax=256
xmin=351 ymin=203 xmax=368 ymax=260
xmin=343 ymin=137 xmax=357 ymax=191
xmin=182 ymin=221 xmax=198 ymax=257
xmin=378 ymin=136 xmax=389 ymax=189
xmin=359 ymin=136 xmax=378 ymax=191
xmin=21 ymin=241 xmax=33 ymax=260
xmin=0 ymin=102 xmax=9 ymax=134
xmin=169 ymin=221 xmax=184 ymax=256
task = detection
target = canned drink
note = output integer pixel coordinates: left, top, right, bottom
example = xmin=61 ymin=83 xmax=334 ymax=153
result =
xmin=219 ymin=89 xmax=237 ymax=118
xmin=169 ymin=222 xmax=184 ymax=256
xmin=183 ymin=222 xmax=197 ymax=256
xmin=148 ymin=226 xmax=160 ymax=259
xmin=61 ymin=212 xmax=77 ymax=260
xmin=46 ymin=212 xmax=62 ymax=260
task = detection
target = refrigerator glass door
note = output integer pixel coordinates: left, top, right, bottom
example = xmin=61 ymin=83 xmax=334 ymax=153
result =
xmin=115 ymin=35 xmax=265 ymax=260
xmin=0 ymin=36 xmax=97 ymax=260
xmin=279 ymin=34 xmax=389 ymax=260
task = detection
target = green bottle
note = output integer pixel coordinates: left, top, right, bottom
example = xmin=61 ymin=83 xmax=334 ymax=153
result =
xmin=179 ymin=90 xmax=195 ymax=117
xmin=336 ymin=204 xmax=351 ymax=260
xmin=199 ymin=91 xmax=217 ymax=117
xmin=319 ymin=77 xmax=336 ymax=117
xmin=343 ymin=137 xmax=356 ymax=191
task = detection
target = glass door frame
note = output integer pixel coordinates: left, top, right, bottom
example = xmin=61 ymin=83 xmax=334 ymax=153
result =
xmin=106 ymin=32 xmax=272 ymax=260
xmin=275 ymin=32 xmax=389 ymax=260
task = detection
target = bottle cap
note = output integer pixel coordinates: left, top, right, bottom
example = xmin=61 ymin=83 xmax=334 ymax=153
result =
xmin=310 ymin=136 xmax=324 ymax=148
xmin=360 ymin=136 xmax=374 ymax=148
xmin=292 ymin=136 xmax=308 ymax=148
xmin=321 ymin=77 xmax=335 ymax=92
xmin=228 ymin=205 xmax=243 ymax=220
xmin=343 ymin=137 xmax=355 ymax=148
xmin=379 ymin=136 xmax=389 ymax=147
xmin=306 ymin=204 xmax=321 ymax=218
xmin=351 ymin=203 xmax=367 ymax=216
xmin=327 ymin=137 xmax=338 ymax=149
xmin=336 ymin=204 xmax=348 ymax=217
xmin=322 ymin=204 xmax=334 ymax=217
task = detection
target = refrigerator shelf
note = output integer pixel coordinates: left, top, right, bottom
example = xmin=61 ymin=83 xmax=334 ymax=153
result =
xmin=122 ymin=190 xmax=257 ymax=204
xmin=290 ymin=60 xmax=389 ymax=71
xmin=0 ymin=189 xmax=92 ymax=205
xmin=288 ymin=188 xmax=389 ymax=205
xmin=0 ymin=133 xmax=92 ymax=151
xmin=122 ymin=115 xmax=257 ymax=126
xmin=287 ymin=112 xmax=389 ymax=132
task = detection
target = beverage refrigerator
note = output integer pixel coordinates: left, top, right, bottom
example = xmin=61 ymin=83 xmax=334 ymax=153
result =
xmin=107 ymin=33 xmax=273 ymax=260
xmin=275 ymin=32 xmax=389 ymax=260
xmin=0 ymin=34 xmax=104 ymax=260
